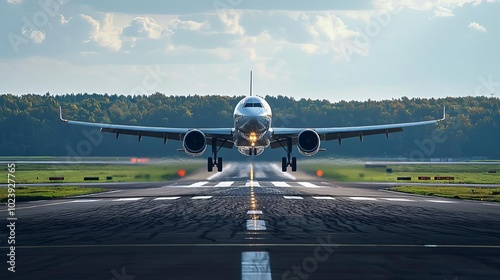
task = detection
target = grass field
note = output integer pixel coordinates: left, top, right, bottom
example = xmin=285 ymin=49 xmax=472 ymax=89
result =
xmin=301 ymin=162 xmax=500 ymax=184
xmin=391 ymin=186 xmax=500 ymax=202
xmin=1 ymin=161 xmax=203 ymax=184
xmin=0 ymin=186 xmax=106 ymax=202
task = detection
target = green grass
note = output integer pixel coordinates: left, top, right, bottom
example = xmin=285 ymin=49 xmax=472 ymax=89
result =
xmin=0 ymin=186 xmax=106 ymax=202
xmin=1 ymin=162 xmax=203 ymax=184
xmin=391 ymin=186 xmax=500 ymax=202
xmin=301 ymin=162 xmax=500 ymax=184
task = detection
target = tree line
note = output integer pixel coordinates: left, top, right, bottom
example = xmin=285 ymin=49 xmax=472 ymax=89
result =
xmin=0 ymin=93 xmax=498 ymax=160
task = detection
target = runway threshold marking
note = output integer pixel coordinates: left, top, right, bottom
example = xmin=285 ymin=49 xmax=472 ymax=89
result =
xmin=214 ymin=181 xmax=235 ymax=187
xmin=298 ymin=182 xmax=321 ymax=188
xmin=188 ymin=181 xmax=209 ymax=188
xmin=241 ymin=252 xmax=271 ymax=280
xmin=272 ymin=181 xmax=290 ymax=187
xmin=245 ymin=181 xmax=260 ymax=187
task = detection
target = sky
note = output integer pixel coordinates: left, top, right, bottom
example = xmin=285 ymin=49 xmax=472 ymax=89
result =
xmin=1 ymin=0 xmax=499 ymax=101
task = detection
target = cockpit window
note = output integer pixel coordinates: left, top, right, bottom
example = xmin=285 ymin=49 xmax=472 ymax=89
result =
xmin=244 ymin=102 xmax=263 ymax=108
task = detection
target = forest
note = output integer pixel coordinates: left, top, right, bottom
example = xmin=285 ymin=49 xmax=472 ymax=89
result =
xmin=0 ymin=93 xmax=498 ymax=160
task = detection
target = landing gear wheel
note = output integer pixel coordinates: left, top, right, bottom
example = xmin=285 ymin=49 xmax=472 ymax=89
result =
xmin=282 ymin=157 xmax=287 ymax=172
xmin=208 ymin=157 xmax=213 ymax=172
xmin=291 ymin=157 xmax=297 ymax=172
xmin=249 ymin=149 xmax=253 ymax=156
xmin=217 ymin=157 xmax=223 ymax=172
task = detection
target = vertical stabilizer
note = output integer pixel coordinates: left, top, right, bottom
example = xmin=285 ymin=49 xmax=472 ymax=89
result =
xmin=250 ymin=71 xmax=253 ymax=96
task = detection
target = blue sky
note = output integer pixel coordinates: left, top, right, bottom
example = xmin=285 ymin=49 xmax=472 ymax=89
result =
xmin=1 ymin=0 xmax=499 ymax=101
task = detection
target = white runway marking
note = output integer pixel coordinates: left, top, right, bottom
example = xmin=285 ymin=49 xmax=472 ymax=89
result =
xmin=312 ymin=196 xmax=336 ymax=200
xmin=214 ymin=181 xmax=234 ymax=187
xmin=298 ymin=182 xmax=321 ymax=188
xmin=283 ymin=196 xmax=304 ymax=200
xmin=241 ymin=251 xmax=272 ymax=280
xmin=383 ymin=198 xmax=414 ymax=202
xmin=246 ymin=220 xmax=267 ymax=230
xmin=247 ymin=210 xmax=263 ymax=215
xmin=153 ymin=197 xmax=181 ymax=200
xmin=349 ymin=197 xmax=377 ymax=201
xmin=272 ymin=181 xmax=290 ymax=187
xmin=427 ymin=200 xmax=457 ymax=203
xmin=187 ymin=181 xmax=209 ymax=188
xmin=245 ymin=181 xmax=260 ymax=187
xmin=70 ymin=199 xmax=101 ymax=203
xmin=191 ymin=196 xmax=212 ymax=200
xmin=112 ymin=198 xmax=144 ymax=202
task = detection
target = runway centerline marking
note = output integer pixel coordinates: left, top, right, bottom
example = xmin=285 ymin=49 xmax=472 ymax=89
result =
xmin=247 ymin=210 xmax=263 ymax=215
xmin=241 ymin=251 xmax=272 ymax=280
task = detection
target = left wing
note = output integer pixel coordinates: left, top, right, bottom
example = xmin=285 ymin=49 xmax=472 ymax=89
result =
xmin=271 ymin=106 xmax=446 ymax=148
xmin=59 ymin=107 xmax=234 ymax=148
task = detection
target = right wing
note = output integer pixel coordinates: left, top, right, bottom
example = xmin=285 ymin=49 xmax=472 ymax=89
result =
xmin=271 ymin=106 xmax=446 ymax=148
xmin=59 ymin=107 xmax=234 ymax=148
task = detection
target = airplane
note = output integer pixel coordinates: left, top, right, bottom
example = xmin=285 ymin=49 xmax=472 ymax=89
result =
xmin=60 ymin=71 xmax=446 ymax=172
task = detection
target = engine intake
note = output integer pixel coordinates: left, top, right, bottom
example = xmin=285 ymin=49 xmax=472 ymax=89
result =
xmin=183 ymin=129 xmax=207 ymax=156
xmin=297 ymin=129 xmax=320 ymax=156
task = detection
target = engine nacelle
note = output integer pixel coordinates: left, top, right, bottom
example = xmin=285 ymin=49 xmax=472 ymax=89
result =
xmin=183 ymin=129 xmax=207 ymax=156
xmin=297 ymin=129 xmax=320 ymax=156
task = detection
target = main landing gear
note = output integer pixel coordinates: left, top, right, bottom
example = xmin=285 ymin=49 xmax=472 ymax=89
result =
xmin=208 ymin=139 xmax=223 ymax=172
xmin=279 ymin=138 xmax=297 ymax=172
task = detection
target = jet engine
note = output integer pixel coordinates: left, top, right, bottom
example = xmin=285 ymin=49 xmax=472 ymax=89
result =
xmin=183 ymin=129 xmax=207 ymax=156
xmin=297 ymin=129 xmax=320 ymax=156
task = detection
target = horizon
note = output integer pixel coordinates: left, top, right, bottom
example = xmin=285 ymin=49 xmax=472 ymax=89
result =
xmin=1 ymin=1 xmax=500 ymax=101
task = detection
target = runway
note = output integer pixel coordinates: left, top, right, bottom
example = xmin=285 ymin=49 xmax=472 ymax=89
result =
xmin=1 ymin=162 xmax=500 ymax=279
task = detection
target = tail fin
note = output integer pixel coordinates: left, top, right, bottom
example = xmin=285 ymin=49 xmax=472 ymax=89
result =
xmin=249 ymin=71 xmax=253 ymax=96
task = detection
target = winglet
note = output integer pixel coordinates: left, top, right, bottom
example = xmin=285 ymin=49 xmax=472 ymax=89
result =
xmin=59 ymin=106 xmax=68 ymax=123
xmin=439 ymin=106 xmax=446 ymax=121
xmin=249 ymin=71 xmax=253 ymax=96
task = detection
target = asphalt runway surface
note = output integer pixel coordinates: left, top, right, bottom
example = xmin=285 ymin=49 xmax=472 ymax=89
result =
xmin=1 ymin=162 xmax=500 ymax=279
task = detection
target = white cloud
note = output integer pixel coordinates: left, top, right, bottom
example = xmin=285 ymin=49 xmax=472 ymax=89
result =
xmin=21 ymin=29 xmax=45 ymax=44
xmin=123 ymin=16 xmax=163 ymax=39
xmin=434 ymin=6 xmax=455 ymax=17
xmin=6 ymin=0 xmax=23 ymax=4
xmin=80 ymin=13 xmax=122 ymax=51
xmin=468 ymin=21 xmax=487 ymax=32
xmin=59 ymin=14 xmax=72 ymax=25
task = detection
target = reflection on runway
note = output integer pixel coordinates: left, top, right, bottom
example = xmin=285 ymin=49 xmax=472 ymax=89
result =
xmin=1 ymin=162 xmax=500 ymax=280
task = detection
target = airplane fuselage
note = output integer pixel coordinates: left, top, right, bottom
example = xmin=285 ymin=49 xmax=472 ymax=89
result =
xmin=233 ymin=96 xmax=272 ymax=156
